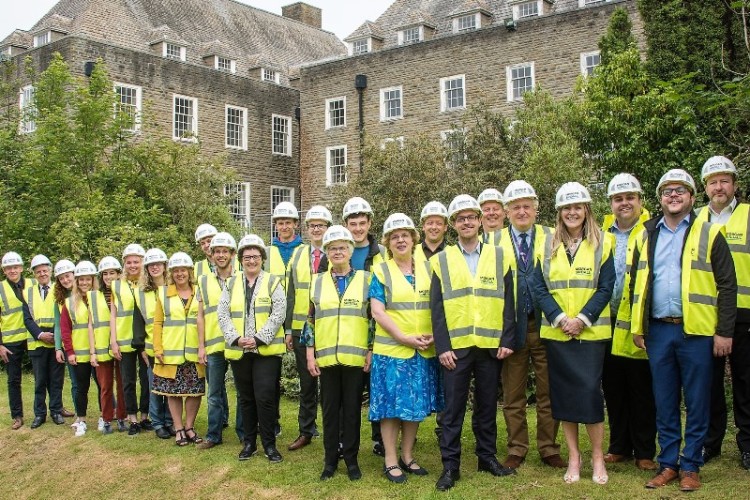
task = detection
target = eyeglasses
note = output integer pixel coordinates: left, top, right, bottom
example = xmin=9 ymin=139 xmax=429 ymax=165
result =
xmin=455 ymin=214 xmax=479 ymax=223
xmin=327 ymin=245 xmax=348 ymax=254
xmin=660 ymin=186 xmax=689 ymax=197
xmin=308 ymin=223 xmax=328 ymax=230
xmin=241 ymin=254 xmax=262 ymax=262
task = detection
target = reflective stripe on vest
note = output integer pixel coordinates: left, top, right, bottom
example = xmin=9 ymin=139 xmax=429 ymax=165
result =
xmin=88 ymin=290 xmax=113 ymax=362
xmin=112 ymin=279 xmax=137 ymax=353
xmin=0 ymin=280 xmax=27 ymax=345
xmin=199 ymin=273 xmax=227 ymax=355
xmin=137 ymin=289 xmax=159 ymax=357
xmin=68 ymin=295 xmax=92 ymax=362
xmin=264 ymin=246 xmax=290 ymax=289
xmin=25 ymin=283 xmax=56 ymax=350
xmin=158 ymin=286 xmax=200 ymax=365
xmin=289 ymin=245 xmax=328 ymax=331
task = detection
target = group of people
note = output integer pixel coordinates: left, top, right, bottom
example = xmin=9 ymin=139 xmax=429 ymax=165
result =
xmin=1 ymin=155 xmax=748 ymax=493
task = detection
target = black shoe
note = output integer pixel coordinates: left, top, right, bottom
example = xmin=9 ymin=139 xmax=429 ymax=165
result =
xmin=741 ymin=452 xmax=750 ymax=470
xmin=167 ymin=425 xmax=176 ymax=437
xmin=436 ymin=469 xmax=460 ymax=491
xmin=373 ymin=441 xmax=385 ymax=457
xmin=265 ymin=446 xmax=283 ymax=463
xmin=30 ymin=416 xmax=46 ymax=429
xmin=702 ymin=447 xmax=720 ymax=464
xmin=478 ymin=458 xmax=517 ymax=477
xmin=399 ymin=457 xmax=428 ymax=476
xmin=384 ymin=464 xmax=407 ymax=484
xmin=139 ymin=419 xmax=154 ymax=431
xmin=127 ymin=422 xmax=140 ymax=436
xmin=347 ymin=464 xmax=362 ymax=481
xmin=155 ymin=427 xmax=171 ymax=439
xmin=116 ymin=419 xmax=127 ymax=432
xmin=320 ymin=465 xmax=336 ymax=480
xmin=51 ymin=414 xmax=65 ymax=425
xmin=238 ymin=442 xmax=257 ymax=461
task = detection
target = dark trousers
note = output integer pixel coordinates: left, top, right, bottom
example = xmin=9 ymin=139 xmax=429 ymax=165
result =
xmin=4 ymin=343 xmax=25 ymax=418
xmin=30 ymin=347 xmax=64 ymax=417
xmin=293 ymin=336 xmax=318 ymax=437
xmin=320 ymin=365 xmax=364 ymax=467
xmin=72 ymin=362 xmax=94 ymax=417
xmin=231 ymin=353 xmax=281 ymax=450
xmin=602 ymin=346 xmax=657 ymax=459
xmin=440 ymin=347 xmax=500 ymax=470
xmin=120 ymin=350 xmax=149 ymax=415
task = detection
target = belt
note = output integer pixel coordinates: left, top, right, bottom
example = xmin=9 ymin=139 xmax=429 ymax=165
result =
xmin=656 ymin=317 xmax=683 ymax=324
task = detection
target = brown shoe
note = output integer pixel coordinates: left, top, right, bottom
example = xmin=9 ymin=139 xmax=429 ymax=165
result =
xmin=196 ymin=440 xmax=219 ymax=450
xmin=288 ymin=435 xmax=312 ymax=451
xmin=635 ymin=459 xmax=658 ymax=471
xmin=60 ymin=408 xmax=75 ymax=418
xmin=11 ymin=418 xmax=23 ymax=430
xmin=603 ymin=453 xmax=629 ymax=463
xmin=541 ymin=454 xmax=567 ymax=468
xmin=502 ymin=454 xmax=525 ymax=469
xmin=645 ymin=467 xmax=679 ymax=489
xmin=679 ymin=471 xmax=701 ymax=492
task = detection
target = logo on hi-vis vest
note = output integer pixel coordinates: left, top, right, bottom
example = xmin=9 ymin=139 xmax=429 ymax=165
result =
xmin=479 ymin=276 xmax=496 ymax=286
xmin=574 ymin=267 xmax=592 ymax=277
xmin=418 ymin=289 xmax=430 ymax=298
xmin=343 ymin=298 xmax=361 ymax=307
xmin=726 ymin=232 xmax=743 ymax=242
xmin=257 ymin=297 xmax=271 ymax=306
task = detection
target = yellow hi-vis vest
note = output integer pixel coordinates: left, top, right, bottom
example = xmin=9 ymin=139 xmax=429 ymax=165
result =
xmin=631 ymin=220 xmax=725 ymax=337
xmin=224 ymin=273 xmax=286 ymax=360
xmin=288 ymin=245 xmax=331 ymax=331
xmin=499 ymin=225 xmax=553 ymax=272
xmin=198 ymin=273 xmax=229 ymax=355
xmin=264 ymin=246 xmax=292 ymax=289
xmin=195 ymin=257 xmax=241 ymax=279
xmin=696 ymin=203 xmax=750 ymax=310
xmin=602 ymin=209 xmax=651 ymax=359
xmin=373 ymin=259 xmax=434 ymax=359
xmin=483 ymin=230 xmax=503 ymax=246
xmin=25 ymin=283 xmax=56 ymax=350
xmin=310 ymin=270 xmax=370 ymax=368
xmin=112 ymin=279 xmax=138 ymax=353
xmin=540 ymin=231 xmax=614 ymax=342
xmin=88 ymin=290 xmax=113 ymax=362
xmin=431 ymin=244 xmax=509 ymax=349
xmin=137 ymin=289 xmax=159 ymax=357
xmin=0 ymin=280 xmax=27 ymax=345
xmin=67 ymin=295 xmax=92 ymax=362
xmin=158 ymin=286 xmax=200 ymax=365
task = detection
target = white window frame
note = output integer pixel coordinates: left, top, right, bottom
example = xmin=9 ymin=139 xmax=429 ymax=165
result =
xmin=325 ymin=96 xmax=346 ymax=130
xmin=163 ymin=43 xmax=186 ymax=61
xmin=225 ymin=104 xmax=248 ymax=150
xmin=398 ymin=26 xmax=422 ymax=45
xmin=440 ymin=74 xmax=466 ymax=112
xmin=33 ymin=31 xmax=50 ymax=47
xmin=19 ymin=85 xmax=36 ymax=134
xmin=272 ymin=114 xmax=292 ymax=156
xmin=325 ymin=145 xmax=348 ymax=186
xmin=262 ymin=68 xmax=280 ymax=84
xmin=379 ymin=86 xmax=403 ymax=121
xmin=224 ymin=182 xmax=251 ymax=228
xmin=441 ymin=129 xmax=467 ymax=168
xmin=506 ymin=62 xmax=535 ymax=102
xmin=350 ymin=39 xmax=370 ymax=56
xmin=579 ymin=0 xmax=610 ymax=6
xmin=453 ymin=13 xmax=479 ymax=33
xmin=215 ymin=56 xmax=236 ymax=74
xmin=172 ymin=94 xmax=198 ymax=142
xmin=580 ymin=51 xmax=601 ymax=76
xmin=113 ymin=82 xmax=142 ymax=132
xmin=381 ymin=136 xmax=405 ymax=149
xmin=512 ymin=1 xmax=541 ymax=20
xmin=270 ymin=186 xmax=295 ymax=239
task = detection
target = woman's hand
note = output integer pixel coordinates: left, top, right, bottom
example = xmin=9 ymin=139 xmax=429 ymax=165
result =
xmin=90 ymin=353 xmax=99 ymax=368
xmin=633 ymin=334 xmax=646 ymax=350
xmin=198 ymin=346 xmax=207 ymax=365
xmin=363 ymin=351 xmax=372 ymax=373
xmin=401 ymin=334 xmax=430 ymax=350
xmin=110 ymin=342 xmax=122 ymax=361
xmin=55 ymin=350 xmax=65 ymax=364
xmin=307 ymin=357 xmax=320 ymax=377
xmin=67 ymin=354 xmax=77 ymax=366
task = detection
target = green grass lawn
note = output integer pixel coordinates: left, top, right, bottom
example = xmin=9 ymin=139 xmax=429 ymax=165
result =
xmin=0 ymin=372 xmax=747 ymax=499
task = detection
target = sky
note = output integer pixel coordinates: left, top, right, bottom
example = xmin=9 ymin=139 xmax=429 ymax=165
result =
xmin=0 ymin=0 xmax=392 ymax=41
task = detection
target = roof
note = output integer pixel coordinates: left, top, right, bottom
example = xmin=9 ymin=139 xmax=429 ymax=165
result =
xmin=344 ymin=21 xmax=386 ymax=42
xmin=0 ymin=30 xmax=32 ymax=49
xmin=32 ymin=13 xmax=73 ymax=34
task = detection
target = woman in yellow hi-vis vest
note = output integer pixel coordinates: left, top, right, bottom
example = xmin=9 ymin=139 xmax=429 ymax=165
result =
xmin=370 ymin=213 xmax=444 ymax=483
xmin=52 ymin=260 xmax=80 ymax=419
xmin=218 ymin=234 xmax=287 ymax=462
xmin=532 ymin=183 xmax=615 ymax=485
xmin=151 ymin=252 xmax=206 ymax=447
xmin=305 ymin=226 xmax=371 ymax=482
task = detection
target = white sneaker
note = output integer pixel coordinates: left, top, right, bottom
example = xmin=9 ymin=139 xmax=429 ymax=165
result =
xmin=74 ymin=421 xmax=87 ymax=437
xmin=97 ymin=417 xmax=105 ymax=432
xmin=70 ymin=420 xmax=80 ymax=429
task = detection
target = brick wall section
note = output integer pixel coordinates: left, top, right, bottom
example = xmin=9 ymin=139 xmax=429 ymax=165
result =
xmin=282 ymin=3 xmax=323 ymax=30
xmin=12 ymin=36 xmax=301 ymax=233
xmin=298 ymin=0 xmax=645 ymax=214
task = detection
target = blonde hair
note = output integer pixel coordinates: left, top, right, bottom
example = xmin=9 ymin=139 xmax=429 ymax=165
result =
xmin=71 ymin=275 xmax=98 ymax=314
xmin=167 ymin=267 xmax=196 ymax=289
xmin=139 ymin=263 xmax=167 ymax=292
xmin=381 ymin=228 xmax=421 ymax=259
xmin=551 ymin=204 xmax=601 ymax=257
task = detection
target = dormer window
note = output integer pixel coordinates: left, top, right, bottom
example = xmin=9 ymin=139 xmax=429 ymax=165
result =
xmin=351 ymin=39 xmax=369 ymax=56
xmin=455 ymin=14 xmax=478 ymax=32
xmin=33 ymin=32 xmax=50 ymax=47
xmin=164 ymin=42 xmax=186 ymax=61
xmin=400 ymin=26 xmax=421 ymax=45
xmin=216 ymin=56 xmax=236 ymax=73
xmin=262 ymin=68 xmax=280 ymax=84
xmin=515 ymin=1 xmax=540 ymax=19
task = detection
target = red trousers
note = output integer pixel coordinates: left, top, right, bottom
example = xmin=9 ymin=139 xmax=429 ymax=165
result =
xmin=96 ymin=361 xmax=127 ymax=422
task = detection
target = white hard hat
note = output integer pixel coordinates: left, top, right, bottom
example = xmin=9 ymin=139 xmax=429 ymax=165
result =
xmin=305 ymin=205 xmax=333 ymax=224
xmin=122 ymin=243 xmax=146 ymax=259
xmin=30 ymin=254 xmax=52 ymax=269
xmin=209 ymin=232 xmax=237 ymax=251
xmin=97 ymin=256 xmax=122 ymax=273
xmin=167 ymin=252 xmax=194 ymax=270
xmin=1 ymin=252 xmax=23 ymax=268
xmin=322 ymin=225 xmax=354 ymax=249
xmin=477 ymin=188 xmax=504 ymax=206
xmin=237 ymin=234 xmax=266 ymax=254
xmin=503 ymin=181 xmax=537 ymax=204
xmin=195 ymin=223 xmax=218 ymax=243
xmin=656 ymin=169 xmax=696 ymax=196
xmin=143 ymin=248 xmax=168 ymax=266
xmin=607 ymin=173 xmax=642 ymax=198
xmin=420 ymin=201 xmax=449 ymax=222
xmin=383 ymin=213 xmax=416 ymax=238
xmin=272 ymin=201 xmax=299 ymax=221
xmin=342 ymin=196 xmax=373 ymax=220
xmin=555 ymin=182 xmax=592 ymax=209
xmin=447 ymin=194 xmax=482 ymax=220
xmin=74 ymin=261 xmax=98 ymax=277
xmin=54 ymin=259 xmax=75 ymax=277
xmin=701 ymin=156 xmax=737 ymax=182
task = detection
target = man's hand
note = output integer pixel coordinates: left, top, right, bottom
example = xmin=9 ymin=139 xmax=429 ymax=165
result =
xmin=496 ymin=347 xmax=514 ymax=360
xmin=285 ymin=334 xmax=293 ymax=351
xmin=713 ymin=335 xmax=732 ymax=357
xmin=0 ymin=345 xmax=11 ymax=363
xmin=38 ymin=332 xmax=54 ymax=344
xmin=438 ymin=351 xmax=458 ymax=371
xmin=633 ymin=334 xmax=646 ymax=350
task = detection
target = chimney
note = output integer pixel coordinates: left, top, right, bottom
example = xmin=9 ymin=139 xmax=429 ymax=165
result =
xmin=282 ymin=2 xmax=322 ymax=29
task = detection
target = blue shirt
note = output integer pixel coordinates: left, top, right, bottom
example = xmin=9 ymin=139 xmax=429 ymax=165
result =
xmin=458 ymin=242 xmax=481 ymax=277
xmin=608 ymin=221 xmax=633 ymax=313
xmin=272 ymin=235 xmax=303 ymax=266
xmin=651 ymin=214 xmax=690 ymax=318
xmin=351 ymin=245 xmax=369 ymax=271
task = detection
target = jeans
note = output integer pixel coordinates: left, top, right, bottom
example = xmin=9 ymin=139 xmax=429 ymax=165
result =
xmin=205 ymin=352 xmax=230 ymax=443
xmin=147 ymin=358 xmax=172 ymax=429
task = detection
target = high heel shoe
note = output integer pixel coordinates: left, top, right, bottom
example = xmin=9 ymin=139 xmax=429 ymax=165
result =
xmin=564 ymin=457 xmax=582 ymax=484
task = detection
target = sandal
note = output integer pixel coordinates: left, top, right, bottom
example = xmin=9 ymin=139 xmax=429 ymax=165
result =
xmin=399 ymin=457 xmax=428 ymax=476
xmin=384 ymin=464 xmax=407 ymax=484
xmin=175 ymin=429 xmax=190 ymax=447
xmin=185 ymin=427 xmax=203 ymax=444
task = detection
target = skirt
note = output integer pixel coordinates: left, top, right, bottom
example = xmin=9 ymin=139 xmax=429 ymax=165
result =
xmin=152 ymin=362 xmax=205 ymax=397
xmin=368 ymin=352 xmax=444 ymax=422
xmin=545 ymin=339 xmax=606 ymax=424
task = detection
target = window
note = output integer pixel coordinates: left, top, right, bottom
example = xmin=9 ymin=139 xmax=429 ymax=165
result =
xmin=270 ymin=186 xmax=295 ymax=238
xmin=507 ymin=63 xmax=535 ymax=102
xmin=164 ymin=43 xmax=185 ymax=61
xmin=114 ymin=83 xmax=142 ymax=132
xmin=326 ymin=146 xmax=347 ymax=186
xmin=173 ymin=94 xmax=198 ymax=141
xmin=325 ymin=97 xmax=346 ymax=129
xmin=225 ymin=182 xmax=251 ymax=228
xmin=216 ymin=57 xmax=236 ymax=73
xmin=272 ymin=114 xmax=291 ymax=156
xmin=380 ymin=86 xmax=403 ymax=121
xmin=381 ymin=136 xmax=405 ymax=149
xmin=225 ymin=105 xmax=247 ymax=150
xmin=441 ymin=129 xmax=466 ymax=168
xmin=580 ymin=0 xmax=609 ymax=6
xmin=580 ymin=51 xmax=601 ymax=76
xmin=351 ymin=39 xmax=369 ymax=55
xmin=454 ymin=14 xmax=478 ymax=32
xmin=440 ymin=75 xmax=466 ymax=112
xmin=400 ymin=26 xmax=421 ymax=45
xmin=33 ymin=32 xmax=50 ymax=47
xmin=19 ymin=85 xmax=35 ymax=134
xmin=514 ymin=1 xmax=540 ymax=19
xmin=262 ymin=68 xmax=279 ymax=84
